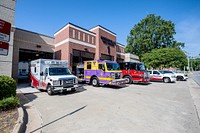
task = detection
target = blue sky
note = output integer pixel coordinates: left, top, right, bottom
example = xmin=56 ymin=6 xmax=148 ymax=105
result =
xmin=15 ymin=0 xmax=200 ymax=57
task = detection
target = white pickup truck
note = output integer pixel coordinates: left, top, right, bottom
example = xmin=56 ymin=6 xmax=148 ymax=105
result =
xmin=148 ymin=70 xmax=176 ymax=83
xmin=159 ymin=70 xmax=188 ymax=81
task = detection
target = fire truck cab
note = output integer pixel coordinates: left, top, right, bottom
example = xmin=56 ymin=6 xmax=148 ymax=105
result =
xmin=119 ymin=62 xmax=150 ymax=84
xmin=30 ymin=59 xmax=79 ymax=95
xmin=84 ymin=60 xmax=127 ymax=86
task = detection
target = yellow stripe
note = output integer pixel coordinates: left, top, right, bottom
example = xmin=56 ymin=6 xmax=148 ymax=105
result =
xmin=99 ymin=77 xmax=114 ymax=80
xmin=84 ymin=76 xmax=91 ymax=79
xmin=84 ymin=76 xmax=114 ymax=81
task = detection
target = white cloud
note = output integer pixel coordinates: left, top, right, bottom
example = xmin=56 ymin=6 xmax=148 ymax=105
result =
xmin=175 ymin=17 xmax=200 ymax=57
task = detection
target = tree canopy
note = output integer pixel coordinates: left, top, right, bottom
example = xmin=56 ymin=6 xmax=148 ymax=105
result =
xmin=141 ymin=48 xmax=187 ymax=70
xmin=126 ymin=14 xmax=184 ymax=59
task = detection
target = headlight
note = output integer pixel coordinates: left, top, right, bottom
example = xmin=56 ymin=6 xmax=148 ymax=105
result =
xmin=110 ymin=73 xmax=115 ymax=78
xmin=139 ymin=74 xmax=144 ymax=77
xmin=53 ymin=80 xmax=60 ymax=85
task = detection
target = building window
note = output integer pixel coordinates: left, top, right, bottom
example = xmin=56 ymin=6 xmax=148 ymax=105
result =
xmin=88 ymin=35 xmax=90 ymax=43
xmin=83 ymin=33 xmax=85 ymax=41
xmin=78 ymin=32 xmax=80 ymax=40
xmin=92 ymin=37 xmax=94 ymax=44
xmin=73 ymin=30 xmax=75 ymax=38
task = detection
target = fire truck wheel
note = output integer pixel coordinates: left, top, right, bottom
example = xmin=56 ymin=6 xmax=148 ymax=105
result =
xmin=124 ymin=76 xmax=132 ymax=84
xmin=92 ymin=77 xmax=99 ymax=87
xmin=47 ymin=85 xmax=53 ymax=95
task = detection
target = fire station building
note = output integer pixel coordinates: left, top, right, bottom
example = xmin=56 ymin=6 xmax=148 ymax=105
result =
xmin=0 ymin=0 xmax=139 ymax=81
xmin=54 ymin=23 xmax=127 ymax=73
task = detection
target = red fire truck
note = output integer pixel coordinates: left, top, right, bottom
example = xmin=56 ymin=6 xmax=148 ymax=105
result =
xmin=119 ymin=62 xmax=150 ymax=84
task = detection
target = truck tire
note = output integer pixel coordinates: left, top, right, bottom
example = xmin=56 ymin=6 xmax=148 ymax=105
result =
xmin=47 ymin=85 xmax=53 ymax=95
xmin=163 ymin=77 xmax=170 ymax=83
xmin=124 ymin=76 xmax=132 ymax=84
xmin=177 ymin=76 xmax=183 ymax=81
xmin=91 ymin=77 xmax=99 ymax=87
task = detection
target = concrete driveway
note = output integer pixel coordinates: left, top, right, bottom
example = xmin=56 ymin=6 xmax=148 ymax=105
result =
xmin=23 ymin=80 xmax=200 ymax=133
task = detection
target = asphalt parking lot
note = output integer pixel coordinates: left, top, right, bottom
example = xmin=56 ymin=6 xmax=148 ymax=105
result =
xmin=22 ymin=80 xmax=200 ymax=133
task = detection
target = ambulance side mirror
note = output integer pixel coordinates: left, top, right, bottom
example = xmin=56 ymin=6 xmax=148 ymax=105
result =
xmin=40 ymin=72 xmax=43 ymax=76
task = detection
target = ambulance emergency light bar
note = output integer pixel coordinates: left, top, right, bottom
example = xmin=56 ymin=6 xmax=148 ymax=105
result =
xmin=44 ymin=60 xmax=68 ymax=65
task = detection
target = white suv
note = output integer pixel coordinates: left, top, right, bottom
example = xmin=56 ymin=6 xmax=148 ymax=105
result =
xmin=159 ymin=70 xmax=188 ymax=81
xmin=148 ymin=70 xmax=176 ymax=83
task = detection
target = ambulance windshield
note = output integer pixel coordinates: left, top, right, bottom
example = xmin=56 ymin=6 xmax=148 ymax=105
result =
xmin=106 ymin=63 xmax=120 ymax=71
xmin=49 ymin=68 xmax=71 ymax=76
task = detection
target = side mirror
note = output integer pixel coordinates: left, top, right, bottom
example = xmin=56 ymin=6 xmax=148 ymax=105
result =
xmin=40 ymin=72 xmax=43 ymax=76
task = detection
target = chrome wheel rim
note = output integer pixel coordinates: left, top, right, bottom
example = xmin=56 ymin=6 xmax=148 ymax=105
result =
xmin=93 ymin=79 xmax=97 ymax=85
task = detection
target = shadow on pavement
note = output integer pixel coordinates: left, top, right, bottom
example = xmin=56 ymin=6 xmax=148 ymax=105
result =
xmin=132 ymin=82 xmax=152 ymax=85
xmin=29 ymin=105 xmax=87 ymax=133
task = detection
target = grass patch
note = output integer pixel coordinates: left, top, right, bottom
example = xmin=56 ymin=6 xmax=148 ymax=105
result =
xmin=0 ymin=96 xmax=20 ymax=111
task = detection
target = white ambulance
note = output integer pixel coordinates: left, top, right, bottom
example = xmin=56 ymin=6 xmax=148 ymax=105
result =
xmin=18 ymin=61 xmax=29 ymax=79
xmin=30 ymin=59 xmax=79 ymax=95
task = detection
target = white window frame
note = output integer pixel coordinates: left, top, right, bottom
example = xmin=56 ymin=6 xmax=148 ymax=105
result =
xmin=83 ymin=33 xmax=85 ymax=41
xmin=78 ymin=32 xmax=80 ymax=40
xmin=92 ymin=37 xmax=94 ymax=44
xmin=88 ymin=35 xmax=90 ymax=43
xmin=73 ymin=30 xmax=75 ymax=38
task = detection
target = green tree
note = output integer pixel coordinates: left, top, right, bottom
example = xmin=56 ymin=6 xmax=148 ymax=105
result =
xmin=190 ymin=58 xmax=200 ymax=71
xmin=126 ymin=14 xmax=184 ymax=59
xmin=141 ymin=48 xmax=187 ymax=70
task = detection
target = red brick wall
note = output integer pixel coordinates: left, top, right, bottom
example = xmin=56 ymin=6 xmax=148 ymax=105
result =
xmin=116 ymin=45 xmax=125 ymax=53
xmin=54 ymin=27 xmax=69 ymax=44
xmin=91 ymin=27 xmax=117 ymax=61
xmin=54 ymin=42 xmax=69 ymax=61
xmin=69 ymin=27 xmax=96 ymax=46
xmin=54 ymin=24 xmax=97 ymax=71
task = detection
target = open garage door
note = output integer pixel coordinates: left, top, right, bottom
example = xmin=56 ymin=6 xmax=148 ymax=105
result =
xmin=72 ymin=49 xmax=94 ymax=75
xmin=19 ymin=49 xmax=53 ymax=62
xmin=18 ymin=49 xmax=53 ymax=82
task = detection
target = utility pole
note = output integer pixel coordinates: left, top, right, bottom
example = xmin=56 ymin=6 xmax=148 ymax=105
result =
xmin=188 ymin=55 xmax=190 ymax=71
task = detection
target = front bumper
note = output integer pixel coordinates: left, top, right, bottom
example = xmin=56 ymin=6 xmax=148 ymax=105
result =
xmin=53 ymin=84 xmax=79 ymax=92
xmin=109 ymin=78 xmax=128 ymax=86
xmin=183 ymin=76 xmax=188 ymax=80
xmin=135 ymin=77 xmax=150 ymax=83
xmin=171 ymin=77 xmax=176 ymax=82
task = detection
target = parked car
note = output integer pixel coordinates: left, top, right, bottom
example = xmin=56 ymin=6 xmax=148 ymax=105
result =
xmin=159 ymin=70 xmax=188 ymax=81
xmin=148 ymin=70 xmax=176 ymax=83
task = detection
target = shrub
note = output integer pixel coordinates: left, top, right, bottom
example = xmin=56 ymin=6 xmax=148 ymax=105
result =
xmin=0 ymin=96 xmax=20 ymax=111
xmin=0 ymin=75 xmax=17 ymax=100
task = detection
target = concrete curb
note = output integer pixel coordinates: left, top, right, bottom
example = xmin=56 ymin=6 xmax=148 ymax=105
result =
xmin=16 ymin=90 xmax=43 ymax=133
xmin=188 ymin=78 xmax=200 ymax=125
xmin=12 ymin=106 xmax=24 ymax=133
